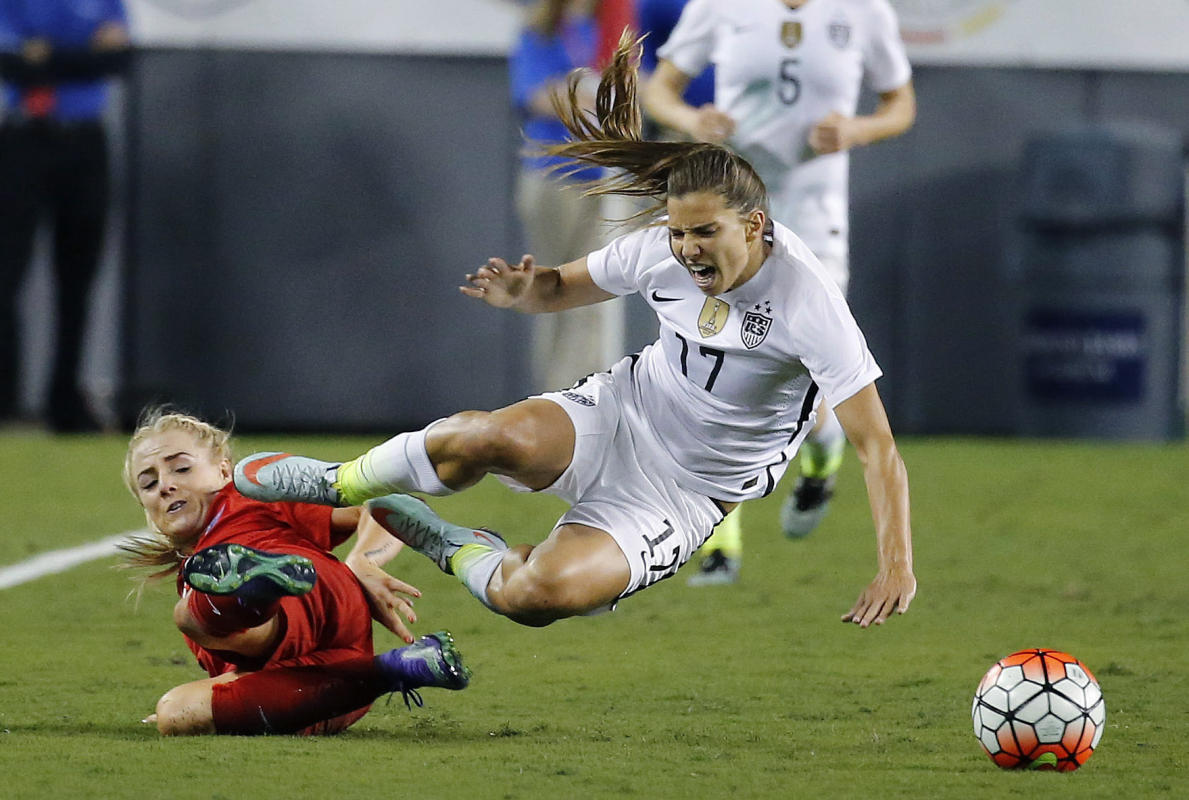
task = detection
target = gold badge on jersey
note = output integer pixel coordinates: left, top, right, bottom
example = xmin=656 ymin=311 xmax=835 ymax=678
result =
xmin=781 ymin=21 xmax=802 ymax=49
xmin=698 ymin=298 xmax=730 ymax=338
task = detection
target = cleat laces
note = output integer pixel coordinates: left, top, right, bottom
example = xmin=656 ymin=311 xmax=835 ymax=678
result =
xmin=385 ymin=686 xmax=425 ymax=710
xmin=273 ymin=461 xmax=335 ymax=504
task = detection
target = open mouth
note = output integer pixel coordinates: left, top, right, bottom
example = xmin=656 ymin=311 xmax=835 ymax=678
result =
xmin=687 ymin=264 xmax=717 ymax=290
xmin=167 ymin=500 xmax=186 ymax=513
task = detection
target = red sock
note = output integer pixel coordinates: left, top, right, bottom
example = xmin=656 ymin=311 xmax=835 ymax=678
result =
xmin=187 ymin=589 xmax=281 ymax=637
xmin=210 ymin=658 xmax=388 ymax=735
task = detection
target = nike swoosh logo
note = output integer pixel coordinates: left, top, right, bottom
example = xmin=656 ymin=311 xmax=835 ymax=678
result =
xmin=651 ymin=291 xmax=681 ymax=303
xmin=473 ymin=530 xmax=500 ymax=546
xmin=243 ymin=453 xmax=291 ymax=485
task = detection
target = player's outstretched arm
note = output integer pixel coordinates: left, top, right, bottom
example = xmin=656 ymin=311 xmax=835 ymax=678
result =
xmin=461 ymin=254 xmax=614 ymax=313
xmin=338 ymin=507 xmax=421 ymax=643
xmin=833 ymin=383 xmax=916 ymax=628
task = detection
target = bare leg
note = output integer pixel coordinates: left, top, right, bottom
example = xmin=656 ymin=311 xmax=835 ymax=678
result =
xmin=152 ymin=662 xmax=379 ymax=737
xmin=379 ymin=401 xmax=650 ymax=622
xmin=152 ymin=672 xmax=238 ymax=736
xmin=238 ymin=399 xmax=579 ymax=506
xmin=319 ymin=398 xmax=577 ymax=506
xmin=157 ymin=597 xmax=281 ymax=735
xmin=425 ymin=398 xmax=576 ymax=491
xmin=486 ymin=524 xmax=631 ymax=626
xmin=172 ymin=595 xmax=283 ymax=660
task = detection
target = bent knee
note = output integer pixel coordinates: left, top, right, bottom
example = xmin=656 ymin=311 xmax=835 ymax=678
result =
xmin=439 ymin=412 xmax=529 ymax=468
xmin=499 ymin=568 xmax=597 ymax=624
xmin=155 ymin=685 xmax=215 ymax=736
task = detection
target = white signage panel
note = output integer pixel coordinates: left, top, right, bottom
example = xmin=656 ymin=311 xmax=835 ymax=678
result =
xmin=894 ymin=0 xmax=1189 ymax=71
xmin=127 ymin=0 xmax=521 ymax=55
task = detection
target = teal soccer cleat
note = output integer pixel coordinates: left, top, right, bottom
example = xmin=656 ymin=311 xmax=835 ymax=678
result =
xmin=234 ymin=452 xmax=344 ymax=506
xmin=365 ymin=493 xmax=507 ymax=575
xmin=183 ymin=542 xmax=316 ymax=601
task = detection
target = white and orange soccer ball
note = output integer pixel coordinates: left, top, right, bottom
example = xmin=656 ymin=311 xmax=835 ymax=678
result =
xmin=972 ymin=648 xmax=1106 ymax=771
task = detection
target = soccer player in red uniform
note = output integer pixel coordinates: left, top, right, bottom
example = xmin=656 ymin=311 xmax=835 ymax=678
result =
xmin=121 ymin=408 xmax=470 ymax=736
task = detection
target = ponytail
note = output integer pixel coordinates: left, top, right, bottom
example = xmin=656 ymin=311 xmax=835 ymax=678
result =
xmin=545 ymin=28 xmax=769 ymax=221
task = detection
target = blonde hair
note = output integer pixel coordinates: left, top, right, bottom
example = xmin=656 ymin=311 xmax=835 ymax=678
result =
xmin=119 ymin=406 xmax=232 ymax=580
xmin=545 ymin=29 xmax=769 ymax=223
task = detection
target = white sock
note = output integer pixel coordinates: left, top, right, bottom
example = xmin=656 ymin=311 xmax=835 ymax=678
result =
xmin=452 ymin=544 xmax=505 ymax=611
xmin=340 ymin=423 xmax=452 ymax=502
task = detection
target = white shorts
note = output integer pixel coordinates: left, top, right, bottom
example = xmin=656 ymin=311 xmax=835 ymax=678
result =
xmin=498 ymin=355 xmax=727 ymax=599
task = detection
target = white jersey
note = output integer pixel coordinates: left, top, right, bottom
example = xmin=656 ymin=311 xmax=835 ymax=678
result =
xmin=585 ymin=221 xmax=881 ymax=501
xmin=657 ymin=0 xmax=911 ymax=261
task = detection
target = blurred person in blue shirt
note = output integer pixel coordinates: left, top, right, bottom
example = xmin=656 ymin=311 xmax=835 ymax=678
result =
xmin=0 ymin=0 xmax=130 ymax=432
xmin=511 ymin=0 xmax=621 ymax=392
xmin=638 ymin=0 xmax=714 ymax=139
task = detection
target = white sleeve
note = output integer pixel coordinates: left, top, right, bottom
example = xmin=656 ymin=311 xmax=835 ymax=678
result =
xmin=655 ymin=0 xmax=719 ymax=80
xmin=795 ymin=287 xmax=883 ymax=407
xmin=862 ymin=0 xmax=912 ymax=94
xmin=585 ymin=228 xmax=655 ymax=296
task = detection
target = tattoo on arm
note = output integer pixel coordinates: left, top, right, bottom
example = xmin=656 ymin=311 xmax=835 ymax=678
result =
xmin=364 ymin=542 xmax=395 ymax=560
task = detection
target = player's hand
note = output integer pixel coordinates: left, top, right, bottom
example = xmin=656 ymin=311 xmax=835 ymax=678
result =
xmin=461 ymin=255 xmax=536 ymax=309
xmin=809 ymin=111 xmax=858 ymax=155
xmin=842 ymin=566 xmax=916 ymax=628
xmin=691 ymin=104 xmax=735 ymax=144
xmin=348 ymin=558 xmax=421 ymax=642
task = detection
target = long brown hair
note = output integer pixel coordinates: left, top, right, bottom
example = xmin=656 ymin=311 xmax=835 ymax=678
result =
xmin=118 ymin=406 xmax=232 ymax=581
xmin=545 ymin=28 xmax=769 ymax=223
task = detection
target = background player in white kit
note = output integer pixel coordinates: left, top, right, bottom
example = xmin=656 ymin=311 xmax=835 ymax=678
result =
xmin=233 ymin=34 xmax=915 ymax=632
xmin=642 ymin=0 xmax=916 ymax=583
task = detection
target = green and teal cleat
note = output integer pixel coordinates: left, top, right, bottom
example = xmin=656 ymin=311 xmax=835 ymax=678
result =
xmin=234 ymin=452 xmax=345 ymax=506
xmin=365 ymin=493 xmax=507 ymax=575
xmin=183 ymin=542 xmax=316 ymax=601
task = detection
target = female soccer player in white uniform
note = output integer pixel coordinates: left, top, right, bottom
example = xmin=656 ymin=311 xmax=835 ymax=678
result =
xmin=234 ymin=33 xmax=915 ymax=631
xmin=642 ymin=0 xmax=916 ymax=580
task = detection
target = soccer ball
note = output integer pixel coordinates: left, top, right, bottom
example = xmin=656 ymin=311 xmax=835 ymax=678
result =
xmin=971 ymin=648 xmax=1105 ymax=771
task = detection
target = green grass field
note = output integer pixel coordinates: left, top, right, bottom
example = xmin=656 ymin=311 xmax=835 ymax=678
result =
xmin=1 ymin=430 xmax=1186 ymax=799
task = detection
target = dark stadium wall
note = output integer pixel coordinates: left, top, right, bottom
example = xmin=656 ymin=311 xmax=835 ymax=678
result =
xmin=120 ymin=53 xmax=1189 ymax=434
xmin=122 ymin=50 xmax=529 ymax=431
xmin=848 ymin=67 xmax=1188 ymax=436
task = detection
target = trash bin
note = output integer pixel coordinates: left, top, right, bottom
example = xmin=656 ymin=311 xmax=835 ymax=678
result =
xmin=1011 ymin=123 xmax=1185 ymax=440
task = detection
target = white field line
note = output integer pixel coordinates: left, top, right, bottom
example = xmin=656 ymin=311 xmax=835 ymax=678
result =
xmin=0 ymin=531 xmax=143 ymax=590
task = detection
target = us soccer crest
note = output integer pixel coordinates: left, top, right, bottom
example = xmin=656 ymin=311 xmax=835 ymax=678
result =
xmin=828 ymin=18 xmax=852 ymax=48
xmin=781 ymin=21 xmax=802 ymax=49
xmin=698 ymin=298 xmax=730 ymax=338
xmin=741 ymin=301 xmax=773 ymax=349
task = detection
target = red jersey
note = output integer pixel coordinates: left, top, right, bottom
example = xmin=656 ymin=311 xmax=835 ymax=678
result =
xmin=180 ymin=484 xmax=374 ymax=676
